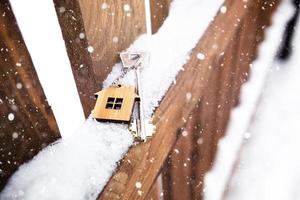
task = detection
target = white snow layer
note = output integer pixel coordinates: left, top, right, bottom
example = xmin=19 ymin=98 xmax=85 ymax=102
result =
xmin=225 ymin=19 xmax=300 ymax=200
xmin=9 ymin=0 xmax=85 ymax=138
xmin=0 ymin=0 xmax=223 ymax=199
xmin=204 ymin=1 xmax=296 ymax=200
xmin=1 ymin=118 xmax=133 ymax=200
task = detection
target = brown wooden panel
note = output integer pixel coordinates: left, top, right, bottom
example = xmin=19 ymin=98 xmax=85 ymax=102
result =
xmin=162 ymin=0 xmax=280 ymax=199
xmin=79 ymin=0 xmax=146 ymax=86
xmin=53 ymin=0 xmax=98 ymax=117
xmin=98 ymin=0 xmax=280 ymax=199
xmin=55 ymin=0 xmax=146 ymax=116
xmin=162 ymin=116 xmax=195 ymax=200
xmin=147 ymin=180 xmax=161 ymax=200
xmin=150 ymin=0 xmax=172 ymax=33
xmin=0 ymin=0 xmax=60 ymax=191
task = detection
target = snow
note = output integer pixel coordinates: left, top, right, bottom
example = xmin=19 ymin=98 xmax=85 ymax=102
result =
xmin=0 ymin=118 xmax=133 ymax=200
xmin=9 ymin=0 xmax=85 ymax=138
xmin=225 ymin=15 xmax=300 ymax=200
xmin=7 ymin=113 xmax=15 ymax=121
xmin=104 ymin=0 xmax=224 ymax=118
xmin=1 ymin=0 xmax=223 ymax=199
xmin=204 ymin=1 xmax=295 ymax=199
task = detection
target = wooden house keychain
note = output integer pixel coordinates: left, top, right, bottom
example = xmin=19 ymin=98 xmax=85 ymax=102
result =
xmin=92 ymin=52 xmax=155 ymax=141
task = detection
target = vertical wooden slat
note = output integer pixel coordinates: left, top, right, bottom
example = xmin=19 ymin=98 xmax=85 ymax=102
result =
xmin=150 ymin=0 xmax=172 ymax=33
xmin=0 ymin=0 xmax=60 ymax=191
xmin=55 ymin=0 xmax=147 ymax=115
xmin=53 ymin=0 xmax=98 ymax=117
xmin=78 ymin=0 xmax=147 ymax=86
xmin=165 ymin=117 xmax=194 ymax=200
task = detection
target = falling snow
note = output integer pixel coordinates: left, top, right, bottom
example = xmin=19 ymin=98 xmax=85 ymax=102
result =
xmin=197 ymin=52 xmax=205 ymax=60
xmin=220 ymin=6 xmax=227 ymax=14
xmin=8 ymin=113 xmax=15 ymax=121
xmin=12 ymin=132 xmax=19 ymax=139
xmin=135 ymin=182 xmax=142 ymax=189
xmin=112 ymin=36 xmax=119 ymax=43
xmin=87 ymin=46 xmax=94 ymax=53
xmin=79 ymin=33 xmax=85 ymax=39
xmin=59 ymin=7 xmax=65 ymax=13
xmin=15 ymin=62 xmax=22 ymax=67
xmin=16 ymin=83 xmax=22 ymax=89
xmin=101 ymin=3 xmax=108 ymax=10
xmin=123 ymin=4 xmax=131 ymax=12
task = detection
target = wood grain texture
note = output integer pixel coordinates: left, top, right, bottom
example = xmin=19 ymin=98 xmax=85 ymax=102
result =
xmin=53 ymin=0 xmax=98 ymax=117
xmin=150 ymin=0 xmax=172 ymax=33
xmin=99 ymin=0 xmax=278 ymax=199
xmin=78 ymin=0 xmax=146 ymax=87
xmin=55 ymin=0 xmax=146 ymax=116
xmin=98 ymin=0 xmax=280 ymax=199
xmin=162 ymin=1 xmax=280 ymax=199
xmin=93 ymin=85 xmax=138 ymax=122
xmin=0 ymin=1 xmax=60 ymax=191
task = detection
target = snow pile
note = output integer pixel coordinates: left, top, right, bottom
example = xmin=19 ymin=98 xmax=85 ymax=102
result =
xmin=204 ymin=1 xmax=296 ymax=199
xmin=225 ymin=17 xmax=300 ymax=200
xmin=1 ymin=118 xmax=133 ymax=200
xmin=1 ymin=0 xmax=223 ymax=199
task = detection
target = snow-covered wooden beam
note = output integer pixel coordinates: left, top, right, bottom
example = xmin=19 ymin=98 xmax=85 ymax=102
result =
xmin=98 ymin=0 xmax=280 ymax=199
xmin=0 ymin=0 xmax=60 ymax=191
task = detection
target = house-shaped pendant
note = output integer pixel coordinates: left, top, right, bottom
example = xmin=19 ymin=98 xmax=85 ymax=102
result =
xmin=92 ymin=84 xmax=140 ymax=123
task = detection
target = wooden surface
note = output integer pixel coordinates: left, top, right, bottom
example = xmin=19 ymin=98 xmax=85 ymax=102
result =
xmin=150 ymin=0 xmax=172 ymax=33
xmin=53 ymin=0 xmax=98 ymax=117
xmin=98 ymin=0 xmax=280 ymax=199
xmin=161 ymin=1 xmax=280 ymax=199
xmin=55 ymin=0 xmax=147 ymax=116
xmin=93 ymin=85 xmax=138 ymax=122
xmin=78 ymin=0 xmax=146 ymax=87
xmin=0 ymin=0 xmax=60 ymax=191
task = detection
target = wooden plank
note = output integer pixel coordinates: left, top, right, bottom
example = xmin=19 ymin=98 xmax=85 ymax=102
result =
xmin=146 ymin=180 xmax=161 ymax=200
xmin=53 ymin=0 xmax=98 ymax=117
xmin=97 ymin=0 xmax=279 ymax=199
xmin=0 ymin=0 xmax=60 ymax=191
xmin=78 ymin=0 xmax=147 ymax=87
xmin=150 ymin=0 xmax=172 ymax=33
xmin=55 ymin=0 xmax=146 ymax=116
xmin=162 ymin=116 xmax=195 ymax=200
xmin=161 ymin=1 xmax=280 ymax=199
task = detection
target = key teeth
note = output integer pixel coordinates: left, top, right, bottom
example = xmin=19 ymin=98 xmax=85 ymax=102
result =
xmin=145 ymin=123 xmax=156 ymax=138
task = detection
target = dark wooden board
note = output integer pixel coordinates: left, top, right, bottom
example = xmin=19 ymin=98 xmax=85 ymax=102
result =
xmin=0 ymin=0 xmax=60 ymax=191
xmin=53 ymin=0 xmax=98 ymax=117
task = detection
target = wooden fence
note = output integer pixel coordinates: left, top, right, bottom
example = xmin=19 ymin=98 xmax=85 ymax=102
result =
xmin=0 ymin=0 xmax=60 ymax=191
xmin=0 ymin=0 xmax=280 ymax=199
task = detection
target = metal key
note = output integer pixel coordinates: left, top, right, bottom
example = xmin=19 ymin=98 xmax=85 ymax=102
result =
xmin=120 ymin=52 xmax=155 ymax=141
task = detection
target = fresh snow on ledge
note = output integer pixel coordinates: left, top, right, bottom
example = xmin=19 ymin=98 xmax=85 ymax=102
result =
xmin=0 ymin=0 xmax=223 ymax=199
xmin=204 ymin=1 xmax=295 ymax=200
